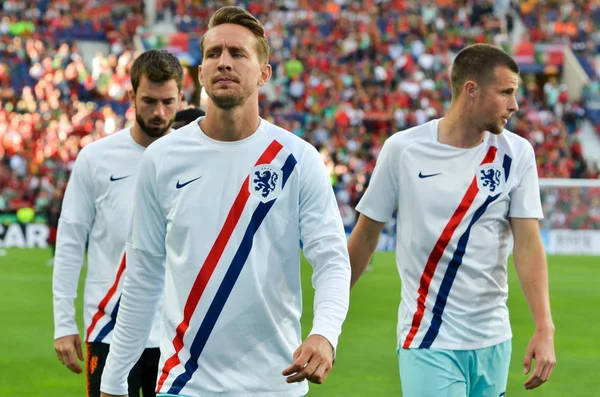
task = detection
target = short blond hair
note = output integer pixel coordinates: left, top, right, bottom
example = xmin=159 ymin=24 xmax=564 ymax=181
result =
xmin=201 ymin=6 xmax=270 ymax=65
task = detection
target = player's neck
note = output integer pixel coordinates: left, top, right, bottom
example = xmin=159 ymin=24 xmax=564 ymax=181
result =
xmin=438 ymin=108 xmax=486 ymax=149
xmin=200 ymin=101 xmax=261 ymax=142
xmin=130 ymin=124 xmax=160 ymax=148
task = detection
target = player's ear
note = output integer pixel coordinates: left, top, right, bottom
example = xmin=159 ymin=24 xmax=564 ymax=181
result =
xmin=464 ymin=80 xmax=478 ymax=99
xmin=258 ymin=63 xmax=272 ymax=87
xmin=128 ymin=89 xmax=136 ymax=108
xmin=198 ymin=65 xmax=205 ymax=87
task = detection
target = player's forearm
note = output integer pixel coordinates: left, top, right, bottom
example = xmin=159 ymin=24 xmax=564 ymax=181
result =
xmin=513 ymin=236 xmax=554 ymax=332
xmin=53 ymin=219 xmax=89 ymax=338
xmin=347 ymin=226 xmax=379 ymax=288
xmin=100 ymin=243 xmax=165 ymax=395
xmin=305 ymin=233 xmax=351 ymax=351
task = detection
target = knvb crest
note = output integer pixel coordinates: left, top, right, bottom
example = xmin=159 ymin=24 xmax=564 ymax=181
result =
xmin=250 ymin=165 xmax=282 ymax=202
xmin=477 ymin=163 xmax=504 ymax=195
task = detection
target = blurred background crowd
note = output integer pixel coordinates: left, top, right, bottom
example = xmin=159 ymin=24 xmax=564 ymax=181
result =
xmin=1 ymin=0 xmax=599 ymax=231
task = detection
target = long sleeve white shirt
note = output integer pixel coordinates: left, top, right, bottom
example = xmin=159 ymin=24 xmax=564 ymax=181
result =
xmin=101 ymin=118 xmax=351 ymax=397
xmin=52 ymin=128 xmax=161 ymax=346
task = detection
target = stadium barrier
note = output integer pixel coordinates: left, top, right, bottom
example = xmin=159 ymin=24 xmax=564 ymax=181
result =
xmin=0 ymin=223 xmax=49 ymax=249
xmin=1 ymin=180 xmax=598 ymax=253
xmin=538 ymin=178 xmax=600 ymax=255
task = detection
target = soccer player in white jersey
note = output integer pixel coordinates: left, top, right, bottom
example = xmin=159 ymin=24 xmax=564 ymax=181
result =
xmin=53 ymin=49 xmax=183 ymax=397
xmin=100 ymin=6 xmax=350 ymax=397
xmin=348 ymin=43 xmax=556 ymax=396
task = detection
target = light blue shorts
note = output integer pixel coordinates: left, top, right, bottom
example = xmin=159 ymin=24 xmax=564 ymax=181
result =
xmin=398 ymin=339 xmax=511 ymax=397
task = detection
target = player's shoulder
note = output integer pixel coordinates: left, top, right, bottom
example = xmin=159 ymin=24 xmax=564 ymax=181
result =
xmin=144 ymin=123 xmax=193 ymax=161
xmin=78 ymin=128 xmax=131 ymax=162
xmin=383 ymin=119 xmax=436 ymax=152
xmin=495 ymin=128 xmax=535 ymax=157
xmin=262 ymin=119 xmax=320 ymax=161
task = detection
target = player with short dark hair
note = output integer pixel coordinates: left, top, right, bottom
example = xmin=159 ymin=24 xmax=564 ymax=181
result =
xmin=349 ymin=43 xmax=556 ymax=396
xmin=53 ymin=49 xmax=183 ymax=397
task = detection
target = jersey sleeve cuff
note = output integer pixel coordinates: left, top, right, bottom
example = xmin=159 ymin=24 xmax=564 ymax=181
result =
xmin=354 ymin=204 xmax=389 ymax=224
xmin=54 ymin=325 xmax=80 ymax=340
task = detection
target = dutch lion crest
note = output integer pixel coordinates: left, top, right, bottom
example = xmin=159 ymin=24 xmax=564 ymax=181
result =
xmin=477 ymin=163 xmax=504 ymax=195
xmin=250 ymin=165 xmax=282 ymax=202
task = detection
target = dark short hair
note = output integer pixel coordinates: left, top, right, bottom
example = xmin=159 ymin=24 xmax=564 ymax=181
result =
xmin=450 ymin=44 xmax=520 ymax=99
xmin=175 ymin=107 xmax=205 ymax=123
xmin=130 ymin=49 xmax=184 ymax=93
xmin=173 ymin=107 xmax=205 ymax=129
xmin=200 ymin=6 xmax=270 ymax=65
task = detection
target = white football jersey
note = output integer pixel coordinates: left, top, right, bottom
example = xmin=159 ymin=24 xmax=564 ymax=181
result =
xmin=356 ymin=118 xmax=543 ymax=350
xmin=100 ymin=118 xmax=351 ymax=397
xmin=52 ymin=128 xmax=160 ymax=347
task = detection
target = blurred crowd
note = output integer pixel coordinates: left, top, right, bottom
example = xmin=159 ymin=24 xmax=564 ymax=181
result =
xmin=1 ymin=0 xmax=599 ymax=231
xmin=541 ymin=186 xmax=600 ymax=230
xmin=519 ymin=0 xmax=599 ymax=47
xmin=518 ymin=0 xmax=600 ymax=132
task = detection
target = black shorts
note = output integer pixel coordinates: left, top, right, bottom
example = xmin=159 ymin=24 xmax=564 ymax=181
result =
xmin=86 ymin=342 xmax=160 ymax=397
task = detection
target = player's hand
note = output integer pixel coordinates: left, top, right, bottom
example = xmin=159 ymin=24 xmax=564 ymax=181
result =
xmin=54 ymin=334 xmax=84 ymax=374
xmin=282 ymin=334 xmax=334 ymax=384
xmin=523 ymin=328 xmax=556 ymax=390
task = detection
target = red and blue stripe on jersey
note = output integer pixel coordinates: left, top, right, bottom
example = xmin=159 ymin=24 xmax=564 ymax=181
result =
xmin=403 ymin=146 xmax=513 ymax=349
xmin=86 ymin=254 xmax=126 ymax=343
xmin=157 ymin=139 xmax=298 ymax=394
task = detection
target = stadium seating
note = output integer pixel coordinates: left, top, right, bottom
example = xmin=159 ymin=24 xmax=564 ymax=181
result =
xmin=1 ymin=0 xmax=597 ymax=228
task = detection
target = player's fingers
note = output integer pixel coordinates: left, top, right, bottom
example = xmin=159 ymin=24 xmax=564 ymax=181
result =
xmin=55 ymin=342 xmax=71 ymax=364
xmin=523 ymin=349 xmax=534 ymax=374
xmin=544 ymin=360 xmax=556 ymax=381
xmin=75 ymin=338 xmax=84 ymax=361
xmin=281 ymin=354 xmax=304 ymax=376
xmin=307 ymin=362 xmax=331 ymax=384
xmin=63 ymin=350 xmax=83 ymax=374
xmin=524 ymin=354 xmax=538 ymax=388
xmin=56 ymin=349 xmax=67 ymax=365
xmin=539 ymin=357 xmax=556 ymax=382
xmin=65 ymin=351 xmax=81 ymax=373
xmin=282 ymin=349 xmax=313 ymax=376
xmin=523 ymin=374 xmax=535 ymax=389
xmin=286 ymin=358 xmax=319 ymax=384
xmin=539 ymin=365 xmax=551 ymax=383
xmin=69 ymin=360 xmax=83 ymax=374
xmin=292 ymin=345 xmax=302 ymax=360
xmin=524 ymin=370 xmax=544 ymax=390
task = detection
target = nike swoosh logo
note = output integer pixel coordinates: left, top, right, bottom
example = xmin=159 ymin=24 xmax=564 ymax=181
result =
xmin=418 ymin=172 xmax=442 ymax=179
xmin=110 ymin=175 xmax=131 ymax=181
xmin=176 ymin=176 xmax=202 ymax=189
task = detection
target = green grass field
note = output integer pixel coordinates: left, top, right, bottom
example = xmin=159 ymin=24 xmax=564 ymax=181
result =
xmin=0 ymin=249 xmax=598 ymax=396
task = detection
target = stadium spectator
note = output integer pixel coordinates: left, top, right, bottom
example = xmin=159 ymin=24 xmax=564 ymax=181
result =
xmin=0 ymin=0 xmax=597 ymax=233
